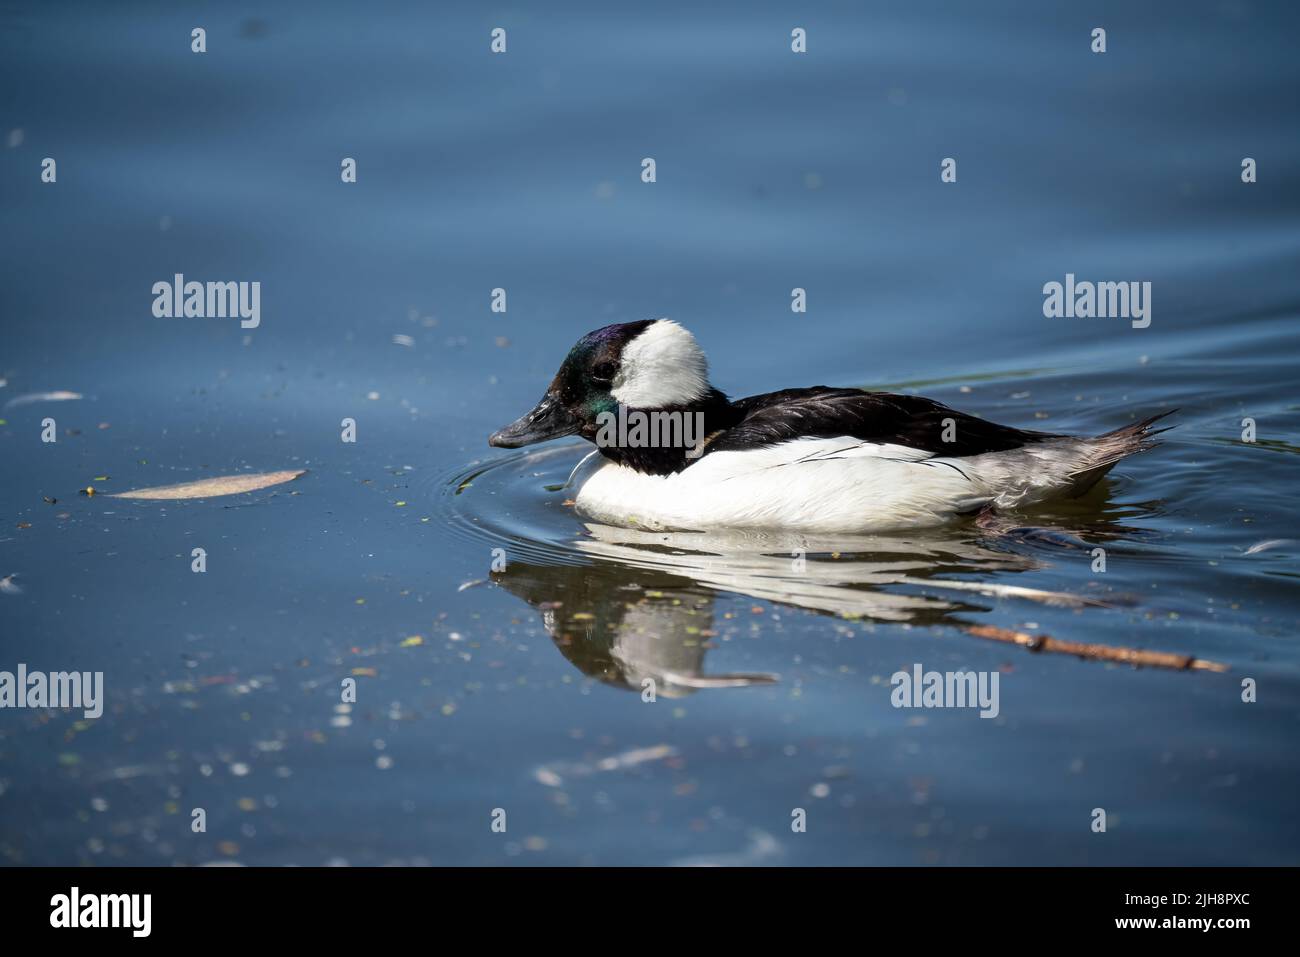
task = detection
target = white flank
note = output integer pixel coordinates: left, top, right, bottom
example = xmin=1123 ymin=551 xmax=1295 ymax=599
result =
xmin=574 ymin=435 xmax=1129 ymax=533
xmin=611 ymin=319 xmax=710 ymax=408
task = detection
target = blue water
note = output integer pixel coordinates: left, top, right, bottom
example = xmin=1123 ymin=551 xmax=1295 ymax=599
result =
xmin=2 ymin=1 xmax=1298 ymax=865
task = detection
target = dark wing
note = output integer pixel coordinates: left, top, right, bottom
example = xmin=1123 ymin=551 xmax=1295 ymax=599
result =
xmin=704 ymin=388 xmax=1058 ymax=458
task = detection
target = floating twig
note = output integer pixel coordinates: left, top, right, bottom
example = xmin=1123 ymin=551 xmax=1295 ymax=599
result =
xmin=963 ymin=624 xmax=1228 ymax=672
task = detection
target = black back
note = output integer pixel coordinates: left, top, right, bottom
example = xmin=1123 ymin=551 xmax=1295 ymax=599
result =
xmin=700 ymin=388 xmax=1056 ymax=459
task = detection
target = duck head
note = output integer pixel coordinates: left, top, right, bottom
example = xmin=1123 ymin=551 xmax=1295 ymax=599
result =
xmin=489 ymin=319 xmax=731 ymax=470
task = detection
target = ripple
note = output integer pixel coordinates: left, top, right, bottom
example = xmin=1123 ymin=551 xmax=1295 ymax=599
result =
xmin=435 ymin=442 xmax=594 ymax=567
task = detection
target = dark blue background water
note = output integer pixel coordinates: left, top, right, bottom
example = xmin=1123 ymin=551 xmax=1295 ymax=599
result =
xmin=2 ymin=1 xmax=1298 ymax=865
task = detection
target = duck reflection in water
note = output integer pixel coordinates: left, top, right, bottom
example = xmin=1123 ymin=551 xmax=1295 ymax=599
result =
xmin=490 ymin=508 xmax=1142 ymax=695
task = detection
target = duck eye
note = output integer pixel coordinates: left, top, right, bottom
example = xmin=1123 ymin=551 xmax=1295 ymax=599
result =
xmin=592 ymin=360 xmax=617 ymax=382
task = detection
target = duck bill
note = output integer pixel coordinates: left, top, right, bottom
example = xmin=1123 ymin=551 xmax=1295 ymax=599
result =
xmin=489 ymin=392 xmax=582 ymax=448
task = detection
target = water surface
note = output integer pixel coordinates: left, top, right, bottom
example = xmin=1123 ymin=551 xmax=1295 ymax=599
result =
xmin=2 ymin=1 xmax=1299 ymax=865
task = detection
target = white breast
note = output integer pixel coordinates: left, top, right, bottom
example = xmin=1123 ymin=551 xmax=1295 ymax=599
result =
xmin=573 ymin=437 xmax=970 ymax=532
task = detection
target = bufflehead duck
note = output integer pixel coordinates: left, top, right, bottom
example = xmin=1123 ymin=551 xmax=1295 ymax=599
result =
xmin=488 ymin=319 xmax=1172 ymax=533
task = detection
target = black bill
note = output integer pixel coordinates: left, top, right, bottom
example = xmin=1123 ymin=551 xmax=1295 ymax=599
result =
xmin=489 ymin=392 xmax=583 ymax=448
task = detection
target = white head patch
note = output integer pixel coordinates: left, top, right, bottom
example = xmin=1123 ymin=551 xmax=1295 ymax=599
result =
xmin=611 ymin=319 xmax=710 ymax=408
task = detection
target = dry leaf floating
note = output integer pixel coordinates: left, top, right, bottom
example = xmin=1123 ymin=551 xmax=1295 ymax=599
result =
xmin=109 ymin=470 xmax=307 ymax=500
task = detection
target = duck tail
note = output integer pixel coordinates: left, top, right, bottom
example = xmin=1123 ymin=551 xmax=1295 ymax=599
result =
xmin=981 ymin=410 xmax=1177 ymax=508
xmin=1058 ymin=409 xmax=1176 ymax=495
xmin=1083 ymin=409 xmax=1178 ymax=469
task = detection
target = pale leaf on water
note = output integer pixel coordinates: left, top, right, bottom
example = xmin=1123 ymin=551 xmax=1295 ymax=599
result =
xmin=109 ymin=470 xmax=307 ymax=500
xmin=4 ymin=390 xmax=83 ymax=409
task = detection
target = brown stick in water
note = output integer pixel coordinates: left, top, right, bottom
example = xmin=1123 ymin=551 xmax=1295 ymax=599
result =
xmin=963 ymin=624 xmax=1229 ymax=673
